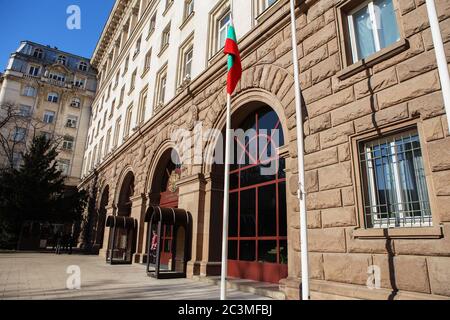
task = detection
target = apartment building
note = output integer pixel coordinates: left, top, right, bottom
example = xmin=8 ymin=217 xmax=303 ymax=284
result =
xmin=0 ymin=41 xmax=97 ymax=187
xmin=80 ymin=0 xmax=450 ymax=300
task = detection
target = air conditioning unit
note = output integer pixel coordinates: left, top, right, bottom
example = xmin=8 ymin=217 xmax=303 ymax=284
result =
xmin=70 ymin=101 xmax=80 ymax=108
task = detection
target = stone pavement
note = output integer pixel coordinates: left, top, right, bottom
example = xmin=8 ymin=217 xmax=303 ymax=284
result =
xmin=0 ymin=253 xmax=270 ymax=300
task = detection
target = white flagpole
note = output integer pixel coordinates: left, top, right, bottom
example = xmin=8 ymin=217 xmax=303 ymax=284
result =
xmin=220 ymin=0 xmax=234 ymax=300
xmin=220 ymin=93 xmax=232 ymax=301
xmin=289 ymin=0 xmax=310 ymax=300
xmin=425 ymin=0 xmax=450 ymax=134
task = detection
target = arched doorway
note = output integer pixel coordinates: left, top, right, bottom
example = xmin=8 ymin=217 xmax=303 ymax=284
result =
xmin=148 ymin=149 xmax=182 ymax=266
xmin=117 ymin=172 xmax=135 ymax=216
xmin=95 ymin=185 xmax=109 ymax=249
xmin=216 ymin=104 xmax=288 ymax=283
xmin=106 ymin=171 xmax=136 ymax=264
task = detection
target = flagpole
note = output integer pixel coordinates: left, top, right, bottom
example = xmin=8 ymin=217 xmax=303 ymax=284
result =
xmin=220 ymin=93 xmax=232 ymax=300
xmin=289 ymin=0 xmax=310 ymax=300
xmin=220 ymin=0 xmax=234 ymax=301
xmin=425 ymin=0 xmax=450 ymax=134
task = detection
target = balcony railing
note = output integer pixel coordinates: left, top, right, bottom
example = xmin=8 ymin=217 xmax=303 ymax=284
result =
xmin=22 ymin=74 xmax=40 ymax=80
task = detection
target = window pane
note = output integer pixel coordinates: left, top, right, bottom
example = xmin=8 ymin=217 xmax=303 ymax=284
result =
xmin=229 ymin=192 xmax=238 ymax=237
xmin=228 ymin=240 xmax=238 ymax=260
xmin=230 ymin=172 xmax=239 ymax=190
xmin=240 ymin=165 xmax=276 ymax=188
xmin=258 ymin=240 xmax=277 ymax=263
xmin=239 ymin=240 xmax=255 ymax=261
xmin=361 ymin=131 xmax=431 ymax=228
xmin=218 ymin=13 xmax=231 ymax=50
xmin=353 ymin=6 xmax=376 ymax=60
xmin=240 ymin=189 xmax=256 ymax=237
xmin=374 ymin=0 xmax=400 ymax=49
xmin=279 ymin=240 xmax=288 ymax=264
xmin=258 ymin=184 xmax=277 ymax=236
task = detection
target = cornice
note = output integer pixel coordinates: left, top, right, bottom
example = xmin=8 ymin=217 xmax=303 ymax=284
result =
xmin=91 ymin=0 xmax=159 ymax=100
xmin=92 ymin=0 xmax=159 ymax=69
xmin=92 ymin=0 xmax=129 ymax=68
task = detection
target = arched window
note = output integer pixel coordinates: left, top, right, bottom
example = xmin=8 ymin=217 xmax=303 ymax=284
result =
xmin=23 ymin=86 xmax=36 ymax=97
xmin=227 ymin=106 xmax=287 ymax=283
xmin=56 ymin=55 xmax=67 ymax=65
xmin=78 ymin=61 xmax=88 ymax=72
xmin=33 ymin=48 xmax=43 ymax=59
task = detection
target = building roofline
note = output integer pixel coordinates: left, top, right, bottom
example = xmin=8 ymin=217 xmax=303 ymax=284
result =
xmin=20 ymin=40 xmax=93 ymax=62
xmin=91 ymin=0 xmax=127 ymax=68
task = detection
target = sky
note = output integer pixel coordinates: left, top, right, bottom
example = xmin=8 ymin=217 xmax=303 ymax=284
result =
xmin=0 ymin=0 xmax=116 ymax=71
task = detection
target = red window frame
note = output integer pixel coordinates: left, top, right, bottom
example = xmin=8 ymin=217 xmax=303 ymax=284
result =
xmin=227 ymin=109 xmax=287 ymax=282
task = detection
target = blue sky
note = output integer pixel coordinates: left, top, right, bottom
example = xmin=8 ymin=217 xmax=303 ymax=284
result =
xmin=0 ymin=0 xmax=116 ymax=71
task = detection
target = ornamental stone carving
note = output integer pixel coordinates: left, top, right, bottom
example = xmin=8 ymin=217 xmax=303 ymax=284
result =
xmin=185 ymin=105 xmax=198 ymax=131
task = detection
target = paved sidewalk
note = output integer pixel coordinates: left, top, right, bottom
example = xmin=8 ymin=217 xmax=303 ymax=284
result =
xmin=0 ymin=253 xmax=270 ymax=300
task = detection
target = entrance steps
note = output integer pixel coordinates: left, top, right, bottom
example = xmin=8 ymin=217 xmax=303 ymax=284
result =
xmin=192 ymin=276 xmax=286 ymax=300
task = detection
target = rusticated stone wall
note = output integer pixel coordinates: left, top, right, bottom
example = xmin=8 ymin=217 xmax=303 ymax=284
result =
xmin=80 ymin=0 xmax=450 ymax=299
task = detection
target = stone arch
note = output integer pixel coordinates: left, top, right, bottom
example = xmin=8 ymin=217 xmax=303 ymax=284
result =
xmin=95 ymin=184 xmax=109 ymax=248
xmin=115 ymin=169 xmax=135 ymax=217
xmin=114 ymin=165 xmax=135 ymax=205
xmin=202 ymin=64 xmax=296 ymax=131
xmin=203 ymin=87 xmax=292 ymax=174
xmin=201 ymin=98 xmax=290 ymax=282
xmin=143 ymin=139 xmax=178 ymax=197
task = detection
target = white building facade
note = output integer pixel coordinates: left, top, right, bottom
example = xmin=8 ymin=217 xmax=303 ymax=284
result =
xmin=84 ymin=0 xmax=279 ymax=176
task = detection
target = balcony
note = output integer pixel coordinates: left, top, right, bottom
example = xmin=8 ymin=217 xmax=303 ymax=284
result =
xmin=44 ymin=78 xmax=67 ymax=88
xmin=22 ymin=74 xmax=40 ymax=81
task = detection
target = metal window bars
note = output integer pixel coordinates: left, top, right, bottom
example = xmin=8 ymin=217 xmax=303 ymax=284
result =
xmin=359 ymin=130 xmax=432 ymax=229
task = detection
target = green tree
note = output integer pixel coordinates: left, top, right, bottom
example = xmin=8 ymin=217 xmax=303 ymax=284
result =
xmin=16 ymin=135 xmax=66 ymax=222
xmin=0 ymin=135 xmax=87 ymax=248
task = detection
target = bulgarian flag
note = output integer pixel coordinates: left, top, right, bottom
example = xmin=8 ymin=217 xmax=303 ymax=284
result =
xmin=224 ymin=20 xmax=242 ymax=95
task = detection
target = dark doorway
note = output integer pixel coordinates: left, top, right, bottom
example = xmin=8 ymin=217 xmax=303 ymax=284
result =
xmin=106 ymin=172 xmax=137 ymax=264
xmin=95 ymin=186 xmax=109 ymax=249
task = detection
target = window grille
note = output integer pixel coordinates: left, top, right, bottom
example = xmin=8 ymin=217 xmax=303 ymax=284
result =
xmin=359 ymin=130 xmax=432 ymax=228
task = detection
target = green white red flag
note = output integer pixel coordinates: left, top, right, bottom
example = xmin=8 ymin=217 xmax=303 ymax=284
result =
xmin=224 ymin=20 xmax=242 ymax=95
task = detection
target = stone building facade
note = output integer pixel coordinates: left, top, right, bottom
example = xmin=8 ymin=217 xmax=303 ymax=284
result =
xmin=0 ymin=41 xmax=96 ymax=187
xmin=80 ymin=0 xmax=450 ymax=299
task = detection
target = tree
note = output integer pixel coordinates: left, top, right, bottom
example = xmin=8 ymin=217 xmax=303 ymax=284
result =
xmin=0 ymin=135 xmax=87 ymax=248
xmin=0 ymin=101 xmax=48 ymax=171
xmin=15 ymin=135 xmax=66 ymax=222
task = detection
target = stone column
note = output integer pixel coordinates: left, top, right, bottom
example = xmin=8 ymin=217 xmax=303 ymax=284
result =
xmin=176 ymin=173 xmax=209 ymax=278
xmin=129 ymin=193 xmax=147 ymax=263
xmin=197 ymin=172 xmax=224 ymax=277
xmin=99 ymin=204 xmax=116 ymax=258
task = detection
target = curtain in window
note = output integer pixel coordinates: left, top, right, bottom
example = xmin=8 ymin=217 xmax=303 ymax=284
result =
xmin=396 ymin=135 xmax=431 ymax=223
xmin=364 ymin=133 xmax=431 ymax=228
xmin=374 ymin=0 xmax=400 ymax=49
xmin=372 ymin=144 xmax=398 ymax=220
xmin=353 ymin=6 xmax=376 ymax=60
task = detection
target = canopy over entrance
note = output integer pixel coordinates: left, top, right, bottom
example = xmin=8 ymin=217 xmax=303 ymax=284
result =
xmin=106 ymin=216 xmax=138 ymax=229
xmin=145 ymin=206 xmax=191 ymax=279
xmin=105 ymin=215 xmax=137 ymax=265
